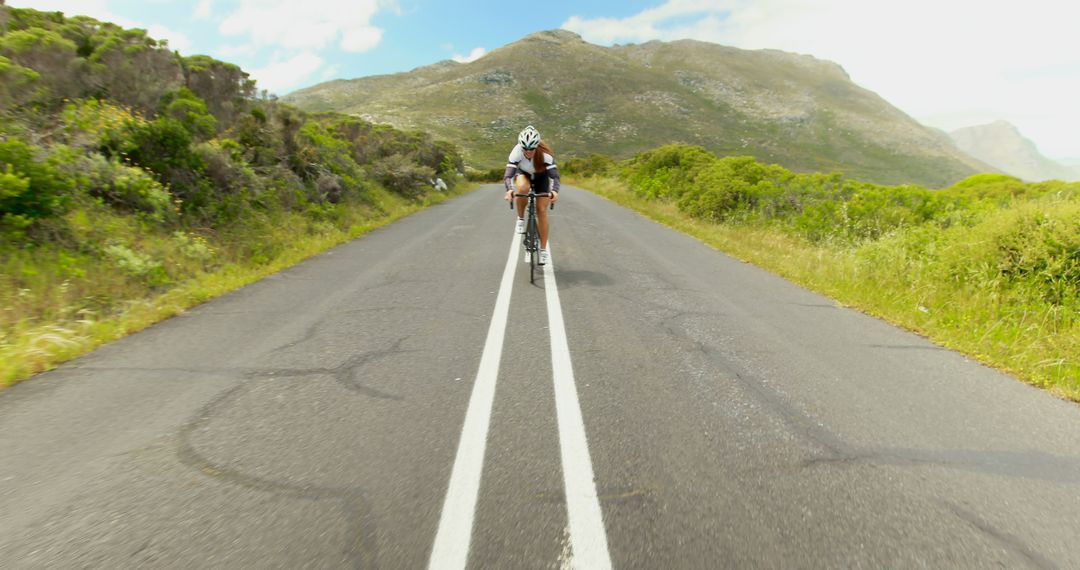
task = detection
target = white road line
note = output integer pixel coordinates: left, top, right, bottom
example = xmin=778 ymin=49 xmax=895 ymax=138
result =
xmin=429 ymin=230 xmax=519 ymax=570
xmin=544 ymin=246 xmax=614 ymax=570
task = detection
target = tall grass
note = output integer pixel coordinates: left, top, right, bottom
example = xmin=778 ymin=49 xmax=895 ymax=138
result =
xmin=575 ymin=175 xmax=1080 ymax=401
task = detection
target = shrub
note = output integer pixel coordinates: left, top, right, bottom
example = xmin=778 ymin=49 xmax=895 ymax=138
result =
xmin=0 ymin=165 xmax=34 ymax=238
xmin=944 ymin=173 xmax=1075 ymax=206
xmin=371 ymin=154 xmax=435 ymax=198
xmin=296 ymin=120 xmax=357 ymax=181
xmin=0 ymin=137 xmax=69 ymax=226
xmin=676 ymin=173 xmax=745 ymax=222
xmin=465 ymin=166 xmax=504 ymax=182
xmin=949 ymin=173 xmax=1021 ymax=190
xmin=0 ymin=27 xmax=80 ymax=103
xmin=172 ymin=231 xmax=215 ymax=263
xmin=61 ymin=98 xmax=143 ymax=149
xmin=181 ymin=55 xmax=255 ymax=125
xmin=103 ymin=117 xmax=204 ymax=200
xmin=563 ymin=153 xmax=616 ymax=177
xmin=160 ymin=88 xmax=218 ymax=140
xmin=119 ymin=117 xmax=198 ymax=173
xmin=622 ymin=144 xmax=716 ymax=200
xmin=103 ymin=243 xmax=168 ymax=285
xmin=106 ymin=165 xmax=172 ymax=221
xmin=192 ymin=140 xmax=261 ymax=196
xmin=64 ymin=154 xmax=173 ymax=221
xmin=316 ymin=171 xmax=344 ymax=203
xmin=0 ymin=55 xmax=43 ymax=111
xmin=989 ymin=206 xmax=1080 ymax=305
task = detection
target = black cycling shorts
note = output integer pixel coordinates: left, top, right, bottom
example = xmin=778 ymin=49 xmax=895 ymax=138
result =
xmin=521 ymin=170 xmax=551 ymax=196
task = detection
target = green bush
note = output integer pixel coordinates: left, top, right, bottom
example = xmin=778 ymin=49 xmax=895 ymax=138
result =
xmin=371 ymin=153 xmax=435 ymax=198
xmin=192 ymin=140 xmax=262 ymax=196
xmin=622 ymin=144 xmax=717 ymax=200
xmin=67 ymin=155 xmax=173 ymax=220
xmin=160 ymin=88 xmax=218 ymax=140
xmin=944 ymin=174 xmax=1075 ymax=206
xmin=0 ymin=55 xmax=43 ymax=110
xmin=0 ymin=137 xmax=69 ymax=227
xmin=987 ymin=206 xmax=1080 ymax=305
xmin=563 ymin=153 xmax=616 ymax=177
xmin=676 ymin=172 xmax=747 ymax=222
xmin=103 ymin=117 xmax=204 ymax=200
xmin=103 ymin=243 xmax=168 ymax=286
xmin=0 ymin=165 xmax=34 ymax=238
xmin=465 ymin=166 xmax=504 ymax=182
xmin=675 ymin=157 xmax=786 ymax=221
xmin=0 ymin=27 xmax=79 ymax=104
xmin=172 ymin=230 xmax=215 ymax=263
xmin=61 ymin=98 xmax=143 ymax=149
xmin=616 ymin=145 xmax=1022 ymax=245
xmin=296 ymin=120 xmax=358 ymax=181
xmin=949 ymin=172 xmax=1021 ymax=190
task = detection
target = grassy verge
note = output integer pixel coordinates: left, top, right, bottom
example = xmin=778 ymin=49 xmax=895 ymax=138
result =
xmin=0 ymin=184 xmax=476 ymax=388
xmin=572 ymin=176 xmax=1080 ymax=402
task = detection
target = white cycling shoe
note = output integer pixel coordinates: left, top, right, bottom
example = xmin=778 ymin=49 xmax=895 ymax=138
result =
xmin=515 ymin=218 xmax=525 ymax=234
xmin=538 ymin=249 xmax=550 ymax=265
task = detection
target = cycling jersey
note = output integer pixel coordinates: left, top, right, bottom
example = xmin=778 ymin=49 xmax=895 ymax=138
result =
xmin=503 ymin=144 xmax=561 ymax=194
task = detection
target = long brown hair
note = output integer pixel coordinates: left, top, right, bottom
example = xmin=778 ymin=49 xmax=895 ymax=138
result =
xmin=532 ymin=140 xmax=553 ymax=173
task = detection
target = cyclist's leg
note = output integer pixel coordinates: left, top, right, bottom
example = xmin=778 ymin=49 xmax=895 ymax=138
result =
xmin=514 ymin=174 xmax=530 ymax=218
xmin=537 ymin=195 xmax=552 ymax=250
xmin=532 ymin=171 xmax=552 ymax=250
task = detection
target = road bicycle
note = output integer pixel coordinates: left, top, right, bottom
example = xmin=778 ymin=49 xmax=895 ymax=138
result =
xmin=511 ymin=191 xmax=553 ymax=284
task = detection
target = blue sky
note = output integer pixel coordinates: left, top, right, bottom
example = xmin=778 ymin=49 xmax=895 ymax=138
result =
xmin=11 ymin=0 xmax=1080 ymax=159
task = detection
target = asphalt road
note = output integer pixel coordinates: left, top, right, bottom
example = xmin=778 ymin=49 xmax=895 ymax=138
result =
xmin=1 ymin=184 xmax=1078 ymax=569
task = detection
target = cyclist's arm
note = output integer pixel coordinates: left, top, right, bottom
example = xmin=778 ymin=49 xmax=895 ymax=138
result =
xmin=504 ymin=165 xmax=518 ymax=193
xmin=544 ymin=152 xmax=560 ymax=194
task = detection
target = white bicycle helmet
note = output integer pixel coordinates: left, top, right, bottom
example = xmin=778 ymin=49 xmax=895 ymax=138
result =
xmin=518 ymin=125 xmax=541 ymax=150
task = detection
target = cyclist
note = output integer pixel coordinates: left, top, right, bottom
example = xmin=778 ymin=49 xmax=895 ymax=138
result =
xmin=504 ymin=125 xmax=560 ymax=265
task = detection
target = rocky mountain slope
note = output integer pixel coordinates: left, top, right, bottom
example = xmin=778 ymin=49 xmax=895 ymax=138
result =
xmin=285 ymin=30 xmax=991 ymax=187
xmin=950 ymin=121 xmax=1079 ymax=181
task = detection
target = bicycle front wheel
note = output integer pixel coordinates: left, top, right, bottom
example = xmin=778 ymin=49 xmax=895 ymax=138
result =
xmin=527 ymin=216 xmax=539 ymax=283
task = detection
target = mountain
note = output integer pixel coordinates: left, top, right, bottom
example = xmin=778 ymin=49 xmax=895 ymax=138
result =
xmin=1060 ymin=158 xmax=1080 ymax=176
xmin=283 ymin=30 xmax=991 ymax=187
xmin=949 ymin=121 xmax=1079 ymax=182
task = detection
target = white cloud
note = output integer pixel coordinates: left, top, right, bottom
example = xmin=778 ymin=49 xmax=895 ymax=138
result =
xmin=248 ymin=52 xmax=325 ymax=94
xmin=216 ymin=43 xmax=258 ymax=59
xmin=219 ymin=0 xmax=385 ymax=53
xmin=340 ymin=26 xmax=383 ymax=53
xmin=563 ymin=0 xmax=737 ymax=45
xmin=195 ymin=0 xmax=213 ymax=20
xmin=452 ymin=47 xmax=487 ymax=64
xmin=213 ymin=0 xmax=394 ymax=95
xmin=11 ymin=0 xmax=139 ymax=28
xmin=563 ymin=0 xmax=1080 ymax=158
xmin=148 ymin=25 xmax=191 ymax=53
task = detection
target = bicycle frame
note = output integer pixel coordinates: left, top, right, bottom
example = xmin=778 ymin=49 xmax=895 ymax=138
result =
xmin=512 ymin=191 xmax=552 ymax=283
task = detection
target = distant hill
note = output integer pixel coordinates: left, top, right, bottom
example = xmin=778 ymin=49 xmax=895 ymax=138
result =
xmin=283 ymin=30 xmax=990 ymax=187
xmin=1057 ymin=158 xmax=1080 ymax=180
xmin=950 ymin=121 xmax=1079 ymax=182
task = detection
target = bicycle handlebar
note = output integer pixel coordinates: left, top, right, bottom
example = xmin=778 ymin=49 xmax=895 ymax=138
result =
xmin=510 ymin=192 xmax=555 ymax=210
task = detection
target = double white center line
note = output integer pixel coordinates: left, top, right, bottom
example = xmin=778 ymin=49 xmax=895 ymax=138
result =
xmin=429 ymin=232 xmax=613 ymax=569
